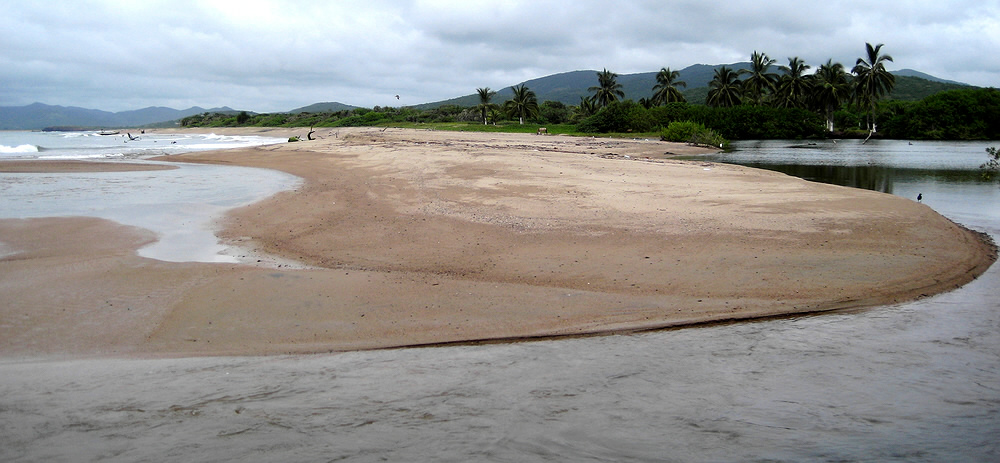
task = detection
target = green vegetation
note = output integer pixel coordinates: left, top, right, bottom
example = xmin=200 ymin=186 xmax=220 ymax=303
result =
xmin=852 ymin=43 xmax=896 ymax=133
xmin=179 ymin=43 xmax=992 ymax=142
xmin=661 ymin=121 xmax=727 ymax=148
xmin=652 ymin=67 xmax=686 ymax=105
xmin=879 ymin=88 xmax=1000 ymax=140
xmin=981 ymin=147 xmax=999 ymax=180
xmin=505 ymin=84 xmax=540 ymax=125
xmin=576 ymin=100 xmax=654 ymax=133
xmin=707 ymin=66 xmax=744 ymax=108
xmin=589 ymin=69 xmax=626 ymax=108
xmin=476 ymin=87 xmax=498 ymax=125
xmin=740 ymin=51 xmax=779 ymax=106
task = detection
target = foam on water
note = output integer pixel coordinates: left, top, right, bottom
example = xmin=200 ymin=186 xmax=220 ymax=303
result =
xmin=0 ymin=144 xmax=40 ymax=154
xmin=0 ymin=130 xmax=287 ymax=160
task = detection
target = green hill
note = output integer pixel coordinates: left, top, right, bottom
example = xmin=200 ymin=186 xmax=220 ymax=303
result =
xmin=889 ymin=75 xmax=969 ymax=101
xmin=287 ymin=101 xmax=359 ymax=113
xmin=413 ymin=64 xmax=970 ymax=108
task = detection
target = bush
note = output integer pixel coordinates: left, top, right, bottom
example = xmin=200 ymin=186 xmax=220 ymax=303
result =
xmin=661 ymin=121 xmax=727 ymax=147
xmin=540 ymin=101 xmax=570 ymax=124
xmin=982 ymin=146 xmax=999 ymax=179
xmin=576 ymin=100 xmax=655 ymax=133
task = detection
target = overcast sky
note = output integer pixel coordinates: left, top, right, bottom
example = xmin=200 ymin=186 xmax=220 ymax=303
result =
xmin=2 ymin=0 xmax=998 ymax=112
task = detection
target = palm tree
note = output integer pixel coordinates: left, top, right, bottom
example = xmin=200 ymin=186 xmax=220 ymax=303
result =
xmin=588 ymin=68 xmax=625 ymax=108
xmin=488 ymin=106 xmax=504 ymax=126
xmin=651 ymin=67 xmax=687 ymax=105
xmin=740 ymin=51 xmax=778 ymax=105
xmin=774 ymin=57 xmax=812 ymax=109
xmin=573 ymin=96 xmax=598 ymax=120
xmin=707 ymin=66 xmax=743 ymax=108
xmin=811 ymin=59 xmax=851 ymax=132
xmin=476 ymin=87 xmax=497 ymax=125
xmin=504 ymin=84 xmax=539 ymax=125
xmin=852 ymin=42 xmax=895 ymax=133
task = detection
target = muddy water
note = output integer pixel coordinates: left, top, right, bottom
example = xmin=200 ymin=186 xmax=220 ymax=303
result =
xmin=1 ymin=139 xmax=998 ymax=462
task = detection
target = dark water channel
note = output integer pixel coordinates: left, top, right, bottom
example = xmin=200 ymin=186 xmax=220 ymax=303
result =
xmin=704 ymin=139 xmax=1000 ymax=222
xmin=1 ymin=139 xmax=998 ymax=462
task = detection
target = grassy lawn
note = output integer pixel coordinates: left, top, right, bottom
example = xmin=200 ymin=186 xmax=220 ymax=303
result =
xmin=376 ymin=121 xmax=662 ymax=139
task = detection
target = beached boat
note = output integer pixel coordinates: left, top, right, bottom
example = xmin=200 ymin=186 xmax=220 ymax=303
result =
xmin=97 ymin=130 xmax=120 ymax=135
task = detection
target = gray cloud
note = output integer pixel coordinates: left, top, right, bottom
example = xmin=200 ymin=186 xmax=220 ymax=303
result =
xmin=2 ymin=0 xmax=997 ymax=112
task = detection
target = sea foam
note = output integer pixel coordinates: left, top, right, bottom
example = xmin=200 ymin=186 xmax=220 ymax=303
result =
xmin=0 ymin=144 xmax=40 ymax=154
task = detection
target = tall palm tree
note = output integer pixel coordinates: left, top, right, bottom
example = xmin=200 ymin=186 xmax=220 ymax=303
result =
xmin=588 ymin=68 xmax=625 ymax=108
xmin=740 ymin=51 xmax=778 ymax=105
xmin=651 ymin=67 xmax=687 ymax=105
xmin=811 ymin=59 xmax=851 ymax=132
xmin=476 ymin=87 xmax=497 ymax=125
xmin=852 ymin=42 xmax=895 ymax=133
xmin=774 ymin=57 xmax=812 ymax=109
xmin=707 ymin=66 xmax=743 ymax=108
xmin=504 ymin=84 xmax=539 ymax=125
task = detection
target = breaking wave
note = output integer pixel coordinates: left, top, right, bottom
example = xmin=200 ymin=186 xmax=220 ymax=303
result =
xmin=0 ymin=144 xmax=41 ymax=154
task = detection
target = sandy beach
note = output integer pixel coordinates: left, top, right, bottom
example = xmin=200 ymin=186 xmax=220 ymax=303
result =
xmin=0 ymin=127 xmax=995 ymax=358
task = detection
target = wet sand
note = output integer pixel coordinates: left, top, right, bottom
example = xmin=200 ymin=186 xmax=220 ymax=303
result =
xmin=0 ymin=160 xmax=177 ymax=173
xmin=0 ymin=127 xmax=995 ymax=358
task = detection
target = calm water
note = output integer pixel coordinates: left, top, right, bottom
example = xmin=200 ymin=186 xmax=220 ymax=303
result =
xmin=704 ymin=139 xmax=1000 ymax=222
xmin=1 ymin=139 xmax=998 ymax=462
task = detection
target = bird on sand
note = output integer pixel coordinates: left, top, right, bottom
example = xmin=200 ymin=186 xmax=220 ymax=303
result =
xmin=917 ymin=193 xmax=923 ymax=202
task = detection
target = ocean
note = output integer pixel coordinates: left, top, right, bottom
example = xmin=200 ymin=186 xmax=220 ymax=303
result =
xmin=0 ymin=130 xmax=288 ymax=161
xmin=0 ymin=130 xmax=300 ymax=262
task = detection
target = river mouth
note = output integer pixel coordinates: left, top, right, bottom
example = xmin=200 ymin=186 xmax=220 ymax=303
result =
xmin=1 ymin=137 xmax=998 ymax=462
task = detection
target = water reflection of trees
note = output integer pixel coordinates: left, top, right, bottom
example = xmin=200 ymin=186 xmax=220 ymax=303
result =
xmin=741 ymin=163 xmax=989 ymax=194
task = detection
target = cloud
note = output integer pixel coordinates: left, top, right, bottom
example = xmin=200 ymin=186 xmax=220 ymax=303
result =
xmin=1 ymin=0 xmax=997 ymax=112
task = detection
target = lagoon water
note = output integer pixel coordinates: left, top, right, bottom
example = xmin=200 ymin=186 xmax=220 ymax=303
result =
xmin=1 ymin=139 xmax=999 ymax=462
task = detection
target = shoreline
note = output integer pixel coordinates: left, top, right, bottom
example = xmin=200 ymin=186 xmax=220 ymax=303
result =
xmin=1 ymin=127 xmax=995 ymax=358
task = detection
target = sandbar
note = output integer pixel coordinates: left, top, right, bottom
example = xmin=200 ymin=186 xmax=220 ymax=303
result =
xmin=0 ymin=127 xmax=995 ymax=358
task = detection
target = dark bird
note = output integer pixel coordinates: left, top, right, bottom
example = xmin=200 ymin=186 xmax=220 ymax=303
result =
xmin=395 ymin=94 xmax=400 ymax=100
xmin=917 ymin=193 xmax=923 ymax=202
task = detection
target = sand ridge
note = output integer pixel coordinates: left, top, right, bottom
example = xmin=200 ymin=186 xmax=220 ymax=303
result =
xmin=0 ymin=128 xmax=995 ymax=357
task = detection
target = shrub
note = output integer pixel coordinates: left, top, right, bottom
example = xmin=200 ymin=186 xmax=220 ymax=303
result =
xmin=576 ymin=100 xmax=655 ymax=133
xmin=982 ymin=146 xmax=999 ymax=179
xmin=661 ymin=121 xmax=727 ymax=148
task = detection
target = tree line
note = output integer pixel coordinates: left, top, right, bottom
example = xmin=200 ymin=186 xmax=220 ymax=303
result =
xmin=182 ymin=42 xmax=997 ymax=141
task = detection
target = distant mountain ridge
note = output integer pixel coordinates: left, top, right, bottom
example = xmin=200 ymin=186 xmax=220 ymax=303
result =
xmin=893 ymin=69 xmax=967 ymax=86
xmin=0 ymin=103 xmax=236 ymax=130
xmin=415 ymin=63 xmax=970 ymax=108
xmin=287 ymin=101 xmax=359 ymax=113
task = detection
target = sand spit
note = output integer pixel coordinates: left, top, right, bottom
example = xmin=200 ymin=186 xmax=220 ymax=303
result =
xmin=1 ymin=128 xmax=994 ymax=358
